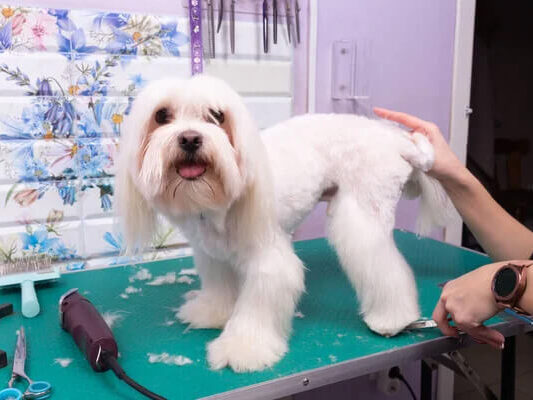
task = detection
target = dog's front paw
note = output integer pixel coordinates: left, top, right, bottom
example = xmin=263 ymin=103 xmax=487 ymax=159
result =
xmin=177 ymin=290 xmax=233 ymax=329
xmin=207 ymin=332 xmax=287 ymax=372
xmin=363 ymin=306 xmax=420 ymax=337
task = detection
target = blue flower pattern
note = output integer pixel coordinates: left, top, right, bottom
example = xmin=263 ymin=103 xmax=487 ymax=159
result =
xmin=0 ymin=5 xmax=190 ymax=264
xmin=21 ymin=227 xmax=77 ymax=259
xmin=0 ymin=21 xmax=12 ymax=51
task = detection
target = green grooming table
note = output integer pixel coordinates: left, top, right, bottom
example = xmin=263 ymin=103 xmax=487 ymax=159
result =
xmin=0 ymin=231 xmax=528 ymax=399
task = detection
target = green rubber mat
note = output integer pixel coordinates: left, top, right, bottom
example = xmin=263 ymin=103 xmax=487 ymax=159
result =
xmin=0 ymin=230 xmax=494 ymax=399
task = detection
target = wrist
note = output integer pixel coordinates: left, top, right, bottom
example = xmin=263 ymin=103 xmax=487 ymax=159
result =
xmin=491 ymin=261 xmax=533 ymax=313
xmin=439 ymin=167 xmax=478 ymax=198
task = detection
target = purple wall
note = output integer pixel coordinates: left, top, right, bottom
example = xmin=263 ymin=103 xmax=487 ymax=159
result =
xmin=294 ymin=0 xmax=456 ymax=241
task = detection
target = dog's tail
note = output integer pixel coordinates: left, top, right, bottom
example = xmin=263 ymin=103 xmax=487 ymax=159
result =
xmin=401 ymin=132 xmax=455 ymax=235
xmin=407 ymin=171 xmax=453 ymax=235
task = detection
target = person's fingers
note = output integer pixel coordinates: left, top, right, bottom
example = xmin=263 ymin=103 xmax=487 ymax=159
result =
xmin=373 ymin=107 xmax=428 ymax=131
xmin=432 ymin=299 xmax=459 ymax=337
xmin=471 ymin=336 xmax=484 ymax=344
xmin=466 ymin=325 xmax=505 ymax=349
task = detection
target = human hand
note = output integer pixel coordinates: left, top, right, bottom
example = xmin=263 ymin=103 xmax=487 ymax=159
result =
xmin=373 ymin=107 xmax=466 ymax=185
xmin=432 ymin=262 xmax=506 ymax=349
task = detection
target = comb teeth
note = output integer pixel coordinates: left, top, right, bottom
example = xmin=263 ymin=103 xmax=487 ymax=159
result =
xmin=0 ymin=254 xmax=54 ymax=276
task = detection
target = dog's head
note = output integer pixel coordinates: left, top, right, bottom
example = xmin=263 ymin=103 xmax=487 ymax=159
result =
xmin=115 ymin=75 xmax=274 ymax=251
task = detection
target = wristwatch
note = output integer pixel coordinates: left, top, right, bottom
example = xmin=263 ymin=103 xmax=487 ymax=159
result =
xmin=491 ymin=263 xmax=532 ymax=313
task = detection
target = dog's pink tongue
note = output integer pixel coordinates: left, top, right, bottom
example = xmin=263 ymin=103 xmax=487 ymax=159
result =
xmin=178 ymin=163 xmax=206 ymax=179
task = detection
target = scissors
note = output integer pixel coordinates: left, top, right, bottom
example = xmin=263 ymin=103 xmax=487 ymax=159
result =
xmin=285 ymin=0 xmax=292 ymax=44
xmin=207 ymin=0 xmax=216 ymax=57
xmin=295 ymin=0 xmax=301 ymax=44
xmin=262 ymin=0 xmax=269 ymax=53
xmin=0 ymin=327 xmax=52 ymax=400
xmin=404 ymin=318 xmax=438 ymax=330
xmin=273 ymin=0 xmax=278 ymax=44
xmin=230 ymin=0 xmax=236 ymax=54
xmin=216 ymin=0 xmax=223 ymax=33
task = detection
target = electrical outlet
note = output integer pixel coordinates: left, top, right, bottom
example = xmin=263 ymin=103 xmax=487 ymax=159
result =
xmin=374 ymin=368 xmax=401 ymax=395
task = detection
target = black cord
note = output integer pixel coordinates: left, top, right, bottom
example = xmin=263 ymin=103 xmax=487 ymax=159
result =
xmin=389 ymin=366 xmax=417 ymax=400
xmin=104 ymin=354 xmax=167 ymax=400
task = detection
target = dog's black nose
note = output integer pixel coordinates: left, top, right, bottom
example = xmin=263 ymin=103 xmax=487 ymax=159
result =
xmin=178 ymin=131 xmax=203 ymax=153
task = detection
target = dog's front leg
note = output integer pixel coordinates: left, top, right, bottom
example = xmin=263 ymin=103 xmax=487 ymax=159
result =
xmin=178 ymin=249 xmax=238 ymax=329
xmin=207 ymin=235 xmax=305 ymax=372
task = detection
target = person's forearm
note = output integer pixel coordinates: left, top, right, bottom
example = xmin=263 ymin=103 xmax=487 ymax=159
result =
xmin=517 ymin=265 xmax=533 ymax=315
xmin=442 ymin=169 xmax=533 ymax=261
xmin=371 ymin=107 xmax=533 ymax=260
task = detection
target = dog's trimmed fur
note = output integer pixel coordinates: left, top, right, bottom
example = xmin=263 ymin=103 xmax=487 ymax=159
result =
xmin=115 ymin=75 xmax=451 ymax=372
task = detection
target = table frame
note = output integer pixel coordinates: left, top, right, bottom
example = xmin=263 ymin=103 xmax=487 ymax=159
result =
xmin=205 ymin=322 xmax=530 ymax=400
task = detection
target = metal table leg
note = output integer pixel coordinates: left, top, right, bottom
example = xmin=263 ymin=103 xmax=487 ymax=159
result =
xmin=421 ymin=360 xmax=433 ymax=400
xmin=429 ymin=352 xmax=497 ymax=400
xmin=501 ymin=335 xmax=516 ymax=400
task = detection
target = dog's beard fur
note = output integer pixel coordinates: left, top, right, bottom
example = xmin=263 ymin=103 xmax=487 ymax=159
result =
xmin=138 ymin=120 xmax=242 ymax=218
xmin=126 ymin=80 xmax=249 ymax=222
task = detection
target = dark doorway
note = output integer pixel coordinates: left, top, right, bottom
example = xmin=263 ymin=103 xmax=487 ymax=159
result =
xmin=463 ymin=0 xmax=533 ymax=252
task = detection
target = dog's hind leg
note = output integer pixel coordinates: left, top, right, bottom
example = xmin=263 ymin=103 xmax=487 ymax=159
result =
xmin=177 ymin=249 xmax=238 ymax=329
xmin=326 ymin=192 xmax=420 ymax=336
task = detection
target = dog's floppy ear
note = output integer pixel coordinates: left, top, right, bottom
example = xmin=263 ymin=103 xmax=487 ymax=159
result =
xmin=114 ymin=163 xmax=156 ymax=255
xmin=114 ymin=92 xmax=159 ymax=255
xmin=223 ymin=91 xmax=279 ymax=245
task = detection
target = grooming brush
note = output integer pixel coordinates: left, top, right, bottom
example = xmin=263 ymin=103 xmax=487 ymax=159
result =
xmin=0 ymin=255 xmax=60 ymax=318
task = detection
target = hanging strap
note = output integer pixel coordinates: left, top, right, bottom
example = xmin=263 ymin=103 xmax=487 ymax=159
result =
xmin=189 ymin=0 xmax=203 ymax=75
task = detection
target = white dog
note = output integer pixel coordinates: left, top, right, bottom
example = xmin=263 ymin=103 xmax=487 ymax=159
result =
xmin=115 ymin=75 xmax=450 ymax=372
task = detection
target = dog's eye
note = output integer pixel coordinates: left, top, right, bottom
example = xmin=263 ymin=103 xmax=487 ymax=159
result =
xmin=208 ymin=109 xmax=225 ymax=125
xmin=154 ymin=108 xmax=171 ymax=124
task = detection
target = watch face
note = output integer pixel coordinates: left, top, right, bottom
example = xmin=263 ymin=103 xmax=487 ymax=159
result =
xmin=494 ymin=267 xmax=518 ymax=298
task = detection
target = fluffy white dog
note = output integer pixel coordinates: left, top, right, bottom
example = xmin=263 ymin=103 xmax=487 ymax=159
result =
xmin=116 ymin=75 xmax=450 ymax=372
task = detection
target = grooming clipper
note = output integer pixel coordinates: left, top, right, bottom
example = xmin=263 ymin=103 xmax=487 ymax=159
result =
xmin=59 ymin=288 xmax=118 ymax=371
xmin=59 ymin=289 xmax=166 ymax=399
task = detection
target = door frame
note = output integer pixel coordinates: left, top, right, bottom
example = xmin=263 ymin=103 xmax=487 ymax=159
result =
xmin=307 ymin=0 xmax=318 ymax=113
xmin=444 ymin=0 xmax=477 ymax=246
xmin=438 ymin=1 xmax=477 ymax=398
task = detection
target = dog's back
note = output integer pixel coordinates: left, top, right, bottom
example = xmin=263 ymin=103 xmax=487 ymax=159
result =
xmin=261 ymin=113 xmax=425 ymax=233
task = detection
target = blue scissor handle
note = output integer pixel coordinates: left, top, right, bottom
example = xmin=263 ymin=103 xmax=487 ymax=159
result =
xmin=26 ymin=381 xmax=52 ymax=399
xmin=0 ymin=382 xmax=51 ymax=400
xmin=0 ymin=387 xmax=23 ymax=400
